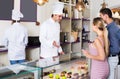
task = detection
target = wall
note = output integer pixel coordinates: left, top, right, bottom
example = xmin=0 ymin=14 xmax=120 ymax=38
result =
xmin=0 ymin=0 xmax=58 ymax=44
xmin=0 ymin=0 xmax=58 ymax=66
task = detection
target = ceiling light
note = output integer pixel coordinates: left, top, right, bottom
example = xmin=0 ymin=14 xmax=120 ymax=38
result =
xmin=75 ymin=0 xmax=85 ymax=12
xmin=101 ymin=0 xmax=107 ymax=9
xmin=33 ymin=0 xmax=48 ymax=6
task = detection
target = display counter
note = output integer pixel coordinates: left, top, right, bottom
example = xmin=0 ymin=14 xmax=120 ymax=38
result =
xmin=43 ymin=58 xmax=89 ymax=79
xmin=21 ymin=57 xmax=89 ymax=79
xmin=0 ymin=56 xmax=89 ymax=79
xmin=0 ymin=46 xmax=7 ymax=53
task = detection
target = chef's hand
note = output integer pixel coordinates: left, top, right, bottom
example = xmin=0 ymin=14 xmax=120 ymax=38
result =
xmin=53 ymin=41 xmax=59 ymax=48
xmin=59 ymin=51 xmax=65 ymax=55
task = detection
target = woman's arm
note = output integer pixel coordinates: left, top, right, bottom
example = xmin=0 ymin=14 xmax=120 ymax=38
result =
xmin=82 ymin=38 xmax=106 ymax=61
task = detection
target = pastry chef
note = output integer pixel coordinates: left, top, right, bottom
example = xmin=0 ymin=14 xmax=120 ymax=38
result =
xmin=2 ymin=9 xmax=28 ymax=65
xmin=39 ymin=1 xmax=64 ymax=66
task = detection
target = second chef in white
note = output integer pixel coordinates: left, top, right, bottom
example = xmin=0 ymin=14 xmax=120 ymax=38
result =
xmin=39 ymin=2 xmax=64 ymax=67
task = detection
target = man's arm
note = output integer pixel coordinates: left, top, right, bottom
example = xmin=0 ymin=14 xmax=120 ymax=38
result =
xmin=116 ymin=29 xmax=120 ymax=41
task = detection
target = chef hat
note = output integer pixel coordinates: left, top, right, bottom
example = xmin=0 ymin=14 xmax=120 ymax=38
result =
xmin=12 ymin=9 xmax=24 ymax=20
xmin=52 ymin=2 xmax=64 ymax=15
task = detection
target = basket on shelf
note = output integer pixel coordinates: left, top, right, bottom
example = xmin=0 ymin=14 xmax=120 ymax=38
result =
xmin=71 ymin=31 xmax=78 ymax=42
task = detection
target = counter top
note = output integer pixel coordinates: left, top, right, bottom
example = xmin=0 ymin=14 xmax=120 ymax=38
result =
xmin=0 ymin=45 xmax=40 ymax=53
xmin=0 ymin=47 xmax=7 ymax=52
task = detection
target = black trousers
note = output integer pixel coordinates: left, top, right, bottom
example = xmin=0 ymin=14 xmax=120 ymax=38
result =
xmin=118 ymin=53 xmax=120 ymax=65
xmin=118 ymin=56 xmax=120 ymax=65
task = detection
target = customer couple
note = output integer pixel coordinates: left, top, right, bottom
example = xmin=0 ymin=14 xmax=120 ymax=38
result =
xmin=82 ymin=8 xmax=120 ymax=79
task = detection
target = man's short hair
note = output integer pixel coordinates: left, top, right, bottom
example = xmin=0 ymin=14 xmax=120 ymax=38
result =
xmin=100 ymin=8 xmax=112 ymax=18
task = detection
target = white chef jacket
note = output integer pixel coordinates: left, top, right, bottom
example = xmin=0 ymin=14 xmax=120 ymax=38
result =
xmin=39 ymin=18 xmax=62 ymax=58
xmin=3 ymin=23 xmax=28 ymax=60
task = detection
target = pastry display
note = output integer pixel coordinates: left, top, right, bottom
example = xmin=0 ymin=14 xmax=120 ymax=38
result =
xmin=60 ymin=71 xmax=67 ymax=77
xmin=43 ymin=69 xmax=56 ymax=76
xmin=72 ymin=73 xmax=79 ymax=79
xmin=61 ymin=76 xmax=67 ymax=79
xmin=55 ymin=74 xmax=60 ymax=79
xmin=49 ymin=73 xmax=54 ymax=79
xmin=46 ymin=59 xmax=89 ymax=79
xmin=66 ymin=72 xmax=72 ymax=78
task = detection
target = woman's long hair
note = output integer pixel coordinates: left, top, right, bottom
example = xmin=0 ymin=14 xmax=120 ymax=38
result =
xmin=93 ymin=17 xmax=109 ymax=57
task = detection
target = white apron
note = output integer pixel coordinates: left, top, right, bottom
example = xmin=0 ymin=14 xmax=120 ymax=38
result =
xmin=39 ymin=18 xmax=62 ymax=58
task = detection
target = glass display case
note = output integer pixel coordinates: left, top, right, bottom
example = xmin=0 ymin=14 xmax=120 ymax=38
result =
xmin=0 ymin=64 xmax=41 ymax=79
xmin=42 ymin=58 xmax=89 ymax=79
xmin=0 ymin=58 xmax=89 ymax=79
xmin=21 ymin=57 xmax=89 ymax=79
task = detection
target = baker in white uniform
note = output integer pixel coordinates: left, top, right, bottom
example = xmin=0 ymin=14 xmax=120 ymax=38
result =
xmin=2 ymin=9 xmax=28 ymax=65
xmin=39 ymin=2 xmax=64 ymax=66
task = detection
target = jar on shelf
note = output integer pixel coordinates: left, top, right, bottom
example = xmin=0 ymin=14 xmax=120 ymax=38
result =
xmin=64 ymin=32 xmax=68 ymax=43
xmin=73 ymin=8 xmax=79 ymax=18
xmin=65 ymin=8 xmax=68 ymax=18
xmin=63 ymin=7 xmax=69 ymax=18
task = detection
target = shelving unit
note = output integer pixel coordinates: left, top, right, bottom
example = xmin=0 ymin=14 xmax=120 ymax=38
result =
xmin=71 ymin=17 xmax=82 ymax=58
xmin=81 ymin=7 xmax=90 ymax=57
xmin=82 ymin=18 xmax=90 ymax=43
xmin=59 ymin=0 xmax=91 ymax=59
xmin=59 ymin=0 xmax=83 ymax=61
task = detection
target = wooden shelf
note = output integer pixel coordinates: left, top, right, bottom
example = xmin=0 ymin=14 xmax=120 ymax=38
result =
xmin=72 ymin=18 xmax=81 ymax=20
xmin=82 ymin=18 xmax=90 ymax=21
xmin=62 ymin=17 xmax=70 ymax=20
xmin=83 ymin=31 xmax=90 ymax=33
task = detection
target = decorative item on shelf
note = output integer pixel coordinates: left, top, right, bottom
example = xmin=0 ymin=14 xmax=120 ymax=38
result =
xmin=71 ymin=31 xmax=78 ymax=42
xmin=83 ymin=0 xmax=89 ymax=5
xmin=59 ymin=0 xmax=69 ymax=3
xmin=35 ymin=21 xmax=40 ymax=26
xmin=63 ymin=7 xmax=69 ymax=18
xmin=63 ymin=48 xmax=66 ymax=54
xmin=71 ymin=0 xmax=76 ymax=4
xmin=73 ymin=8 xmax=79 ymax=18
xmin=63 ymin=7 xmax=66 ymax=17
xmin=75 ymin=0 xmax=85 ymax=12
xmin=112 ymin=8 xmax=120 ymax=19
xmin=83 ymin=0 xmax=89 ymax=9
xmin=63 ymin=32 xmax=68 ymax=43
xmin=65 ymin=7 xmax=69 ymax=17
xmin=71 ymin=22 xmax=81 ymax=42
xmin=97 ymin=0 xmax=107 ymax=17
xmin=33 ymin=0 xmax=48 ymax=6
xmin=72 ymin=22 xmax=81 ymax=32
xmin=101 ymin=0 xmax=108 ymax=9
